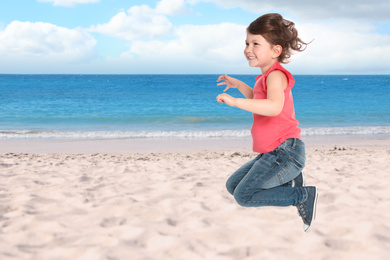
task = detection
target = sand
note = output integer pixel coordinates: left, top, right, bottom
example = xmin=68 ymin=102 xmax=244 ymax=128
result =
xmin=1 ymin=135 xmax=390 ymax=260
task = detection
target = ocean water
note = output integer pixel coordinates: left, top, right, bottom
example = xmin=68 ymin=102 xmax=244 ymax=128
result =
xmin=1 ymin=74 xmax=390 ymax=139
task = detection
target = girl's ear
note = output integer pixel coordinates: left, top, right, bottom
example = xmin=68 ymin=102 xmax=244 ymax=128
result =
xmin=273 ymin=45 xmax=282 ymax=59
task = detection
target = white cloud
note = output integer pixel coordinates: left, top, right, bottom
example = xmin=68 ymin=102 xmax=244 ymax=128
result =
xmin=0 ymin=21 xmax=97 ymax=69
xmin=37 ymin=0 xmax=99 ymax=7
xmin=286 ymin=21 xmax=390 ymax=74
xmin=104 ymin=23 xmax=248 ymax=73
xmin=155 ymin=0 xmax=189 ymax=15
xmin=171 ymin=23 xmax=246 ymax=62
xmin=190 ymin=0 xmax=390 ymax=21
xmin=90 ymin=5 xmax=173 ymax=41
xmin=130 ymin=23 xmax=246 ymax=60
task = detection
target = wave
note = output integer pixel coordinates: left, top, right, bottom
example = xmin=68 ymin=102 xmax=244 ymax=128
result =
xmin=1 ymin=126 xmax=390 ymax=140
xmin=301 ymin=126 xmax=390 ymax=136
xmin=0 ymin=129 xmax=250 ymax=139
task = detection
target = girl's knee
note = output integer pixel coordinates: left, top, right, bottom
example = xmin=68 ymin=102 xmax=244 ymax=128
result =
xmin=233 ymin=190 xmax=250 ymax=207
xmin=225 ymin=178 xmax=236 ymax=196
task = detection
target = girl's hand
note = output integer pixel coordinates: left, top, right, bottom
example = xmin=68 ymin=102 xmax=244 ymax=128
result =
xmin=216 ymin=93 xmax=237 ymax=107
xmin=217 ymin=74 xmax=241 ymax=92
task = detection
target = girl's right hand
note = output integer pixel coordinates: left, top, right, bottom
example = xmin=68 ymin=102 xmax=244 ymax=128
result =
xmin=217 ymin=74 xmax=241 ymax=92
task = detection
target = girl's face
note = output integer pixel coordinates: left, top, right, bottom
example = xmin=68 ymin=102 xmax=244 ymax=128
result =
xmin=244 ymin=32 xmax=280 ymax=73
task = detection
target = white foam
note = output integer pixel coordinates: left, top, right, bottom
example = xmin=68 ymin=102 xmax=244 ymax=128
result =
xmin=301 ymin=126 xmax=390 ymax=136
xmin=1 ymin=126 xmax=390 ymax=140
xmin=0 ymin=129 xmax=251 ymax=140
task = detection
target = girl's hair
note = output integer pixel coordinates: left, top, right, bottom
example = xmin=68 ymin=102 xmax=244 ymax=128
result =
xmin=247 ymin=13 xmax=309 ymax=64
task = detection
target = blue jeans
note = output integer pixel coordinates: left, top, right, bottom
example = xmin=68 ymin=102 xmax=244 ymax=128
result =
xmin=226 ymin=138 xmax=307 ymax=207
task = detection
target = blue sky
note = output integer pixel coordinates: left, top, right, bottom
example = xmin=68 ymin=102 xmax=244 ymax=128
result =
xmin=1 ymin=0 xmax=390 ymax=74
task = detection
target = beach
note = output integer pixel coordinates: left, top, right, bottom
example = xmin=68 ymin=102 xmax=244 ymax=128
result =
xmin=1 ymin=135 xmax=390 ymax=260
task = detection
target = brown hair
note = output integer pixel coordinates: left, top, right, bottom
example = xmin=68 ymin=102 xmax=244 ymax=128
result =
xmin=247 ymin=13 xmax=309 ymax=64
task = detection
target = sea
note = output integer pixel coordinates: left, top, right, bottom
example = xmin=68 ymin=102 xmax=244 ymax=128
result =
xmin=1 ymin=74 xmax=390 ymax=140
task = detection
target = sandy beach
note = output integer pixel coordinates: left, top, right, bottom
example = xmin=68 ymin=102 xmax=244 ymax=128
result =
xmin=1 ymin=135 xmax=390 ymax=260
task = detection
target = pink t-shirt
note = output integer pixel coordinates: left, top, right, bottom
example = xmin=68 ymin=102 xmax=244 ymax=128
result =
xmin=251 ymin=62 xmax=301 ymax=153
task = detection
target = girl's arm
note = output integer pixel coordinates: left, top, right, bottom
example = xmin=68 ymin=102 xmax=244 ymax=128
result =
xmin=217 ymin=74 xmax=254 ymax=99
xmin=216 ymin=70 xmax=287 ymax=117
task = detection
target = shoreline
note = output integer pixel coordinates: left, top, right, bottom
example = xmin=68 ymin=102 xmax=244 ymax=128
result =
xmin=1 ymin=134 xmax=390 ymax=154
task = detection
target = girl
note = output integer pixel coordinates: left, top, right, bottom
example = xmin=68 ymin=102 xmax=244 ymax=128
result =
xmin=216 ymin=13 xmax=318 ymax=232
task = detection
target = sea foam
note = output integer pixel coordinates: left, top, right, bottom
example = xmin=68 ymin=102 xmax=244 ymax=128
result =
xmin=1 ymin=126 xmax=390 ymax=140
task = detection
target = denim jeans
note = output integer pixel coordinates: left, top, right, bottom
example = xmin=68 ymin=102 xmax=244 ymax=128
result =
xmin=226 ymin=138 xmax=308 ymax=207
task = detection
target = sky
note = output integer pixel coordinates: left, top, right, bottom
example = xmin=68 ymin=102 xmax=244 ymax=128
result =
xmin=1 ymin=0 xmax=390 ymax=74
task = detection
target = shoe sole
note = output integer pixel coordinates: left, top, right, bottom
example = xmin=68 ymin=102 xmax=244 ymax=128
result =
xmin=304 ymin=187 xmax=318 ymax=233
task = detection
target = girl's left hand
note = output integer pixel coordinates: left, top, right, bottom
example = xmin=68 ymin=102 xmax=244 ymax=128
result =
xmin=216 ymin=93 xmax=237 ymax=107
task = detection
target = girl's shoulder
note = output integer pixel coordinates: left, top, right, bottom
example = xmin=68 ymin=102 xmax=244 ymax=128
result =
xmin=264 ymin=62 xmax=295 ymax=91
xmin=266 ymin=70 xmax=288 ymax=90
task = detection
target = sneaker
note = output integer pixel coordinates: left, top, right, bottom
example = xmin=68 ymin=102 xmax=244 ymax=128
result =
xmin=297 ymin=186 xmax=318 ymax=232
xmin=291 ymin=172 xmax=306 ymax=216
xmin=291 ymin=172 xmax=306 ymax=187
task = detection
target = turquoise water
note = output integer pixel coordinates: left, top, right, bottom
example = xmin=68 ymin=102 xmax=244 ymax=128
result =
xmin=1 ymin=74 xmax=390 ymax=139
